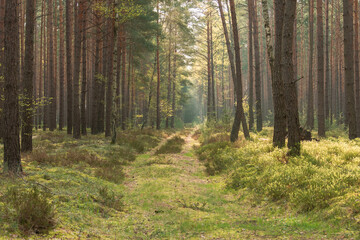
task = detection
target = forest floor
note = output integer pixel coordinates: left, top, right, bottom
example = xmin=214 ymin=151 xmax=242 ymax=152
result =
xmin=116 ymin=129 xmax=344 ymax=239
xmin=0 ymin=128 xmax=356 ymax=239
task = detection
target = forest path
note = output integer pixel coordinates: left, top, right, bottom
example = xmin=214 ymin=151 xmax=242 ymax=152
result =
xmin=119 ymin=129 xmax=330 ymax=239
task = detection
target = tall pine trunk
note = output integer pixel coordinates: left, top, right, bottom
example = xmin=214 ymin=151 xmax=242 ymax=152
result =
xmin=59 ymin=0 xmax=65 ymax=130
xmin=4 ymin=0 xmax=21 ymax=174
xmin=21 ymin=0 xmax=36 ymax=152
xmin=261 ymin=0 xmax=286 ymax=147
xmin=81 ymin=0 xmax=87 ymax=136
xmin=66 ymin=0 xmax=73 ymax=134
xmin=0 ymin=0 xmax=5 ymax=138
xmin=354 ymin=0 xmax=360 ymax=136
xmin=156 ymin=0 xmax=161 ymax=130
xmin=306 ymin=0 xmax=314 ymax=129
xmin=317 ymin=0 xmax=325 ymax=137
xmin=252 ymin=0 xmax=262 ymax=132
xmin=282 ymin=0 xmax=300 ymax=155
xmin=247 ymin=0 xmax=254 ymax=131
xmin=73 ymin=0 xmax=82 ymax=139
xmin=343 ymin=0 xmax=357 ymax=139
xmin=105 ymin=1 xmax=115 ymax=137
xmin=229 ymin=0 xmax=250 ymax=141
xmin=48 ymin=0 xmax=56 ymax=131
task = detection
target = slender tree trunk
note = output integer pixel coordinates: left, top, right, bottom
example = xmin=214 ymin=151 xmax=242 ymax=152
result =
xmin=248 ymin=0 xmax=254 ymax=131
xmin=156 ymin=0 xmax=161 ymax=130
xmin=317 ymin=0 xmax=325 ymax=137
xmin=325 ymin=0 xmax=330 ymax=121
xmin=306 ymin=0 xmax=314 ymax=129
xmin=66 ymin=0 xmax=73 ymax=134
xmin=91 ymin=3 xmax=101 ymax=134
xmin=4 ymin=0 xmax=21 ymax=174
xmin=343 ymin=0 xmax=357 ymax=139
xmin=210 ymin=14 xmax=216 ymax=121
xmin=354 ymin=0 xmax=360 ymax=136
xmin=0 ymin=0 xmax=5 ymax=138
xmin=121 ymin=25 xmax=127 ymax=130
xmin=81 ymin=0 xmax=87 ymax=136
xmin=261 ymin=0 xmax=286 ymax=147
xmin=21 ymin=0 xmax=35 ymax=152
xmin=43 ymin=7 xmax=48 ymax=131
xmin=217 ymin=0 xmax=249 ymax=141
xmin=166 ymin=22 xmax=172 ymax=128
xmin=207 ymin=15 xmax=212 ymax=121
xmin=126 ymin=47 xmax=131 ymax=127
xmin=252 ymin=0 xmax=262 ymax=132
xmin=282 ymin=0 xmax=300 ymax=155
xmin=105 ymin=0 xmax=115 ymax=137
xmin=171 ymin=34 xmax=177 ymax=128
xmin=116 ymin=23 xmax=122 ymax=127
xmin=48 ymin=0 xmax=56 ymax=131
xmin=73 ymin=0 xmax=82 ymax=139
xmin=229 ymin=0 xmax=250 ymax=141
xmin=59 ymin=0 xmax=65 ymax=131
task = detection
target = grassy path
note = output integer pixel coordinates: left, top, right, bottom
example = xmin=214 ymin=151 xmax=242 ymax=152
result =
xmin=118 ymin=130 xmax=339 ymax=239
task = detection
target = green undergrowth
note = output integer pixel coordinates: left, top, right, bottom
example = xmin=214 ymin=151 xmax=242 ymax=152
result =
xmin=0 ymin=128 xmax=166 ymax=239
xmin=155 ymin=136 xmax=185 ymax=155
xmin=196 ymin=124 xmax=360 ymax=237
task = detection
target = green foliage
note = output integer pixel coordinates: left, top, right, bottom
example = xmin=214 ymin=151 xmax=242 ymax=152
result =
xmin=155 ymin=136 xmax=185 ymax=155
xmin=96 ymin=186 xmax=123 ymax=212
xmin=1 ymin=186 xmax=55 ymax=234
xmin=116 ymin=129 xmax=162 ymax=153
xmin=196 ymin=125 xmax=360 ymax=229
xmin=93 ymin=0 xmax=144 ymax=23
xmin=196 ymin=141 xmax=232 ymax=175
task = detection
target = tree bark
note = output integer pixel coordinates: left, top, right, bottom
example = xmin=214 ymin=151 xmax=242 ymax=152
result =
xmin=261 ymin=0 xmax=286 ymax=147
xmin=59 ymin=0 xmax=65 ymax=131
xmin=207 ymin=15 xmax=212 ymax=122
xmin=171 ymin=33 xmax=177 ymax=128
xmin=48 ymin=0 xmax=56 ymax=131
xmin=4 ymin=0 xmax=22 ymax=174
xmin=167 ymin=21 xmax=172 ymax=127
xmin=252 ymin=0 xmax=262 ymax=132
xmin=343 ymin=0 xmax=357 ymax=139
xmin=0 ymin=0 xmax=5 ymax=138
xmin=81 ymin=0 xmax=87 ymax=136
xmin=156 ymin=0 xmax=161 ymax=130
xmin=317 ymin=0 xmax=325 ymax=137
xmin=354 ymin=0 xmax=360 ymax=136
xmin=91 ymin=3 xmax=101 ymax=134
xmin=21 ymin=0 xmax=36 ymax=152
xmin=248 ymin=0 xmax=254 ymax=131
xmin=66 ymin=0 xmax=73 ymax=134
xmin=325 ymin=0 xmax=330 ymax=120
xmin=105 ymin=0 xmax=115 ymax=137
xmin=121 ymin=26 xmax=127 ymax=130
xmin=229 ymin=0 xmax=250 ymax=141
xmin=282 ymin=0 xmax=300 ymax=155
xmin=306 ymin=0 xmax=314 ymax=129
xmin=73 ymin=0 xmax=82 ymax=139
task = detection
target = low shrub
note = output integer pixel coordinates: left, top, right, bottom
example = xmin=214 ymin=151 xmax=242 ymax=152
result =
xmin=95 ymin=165 xmax=124 ymax=184
xmin=155 ymin=136 xmax=185 ymax=155
xmin=96 ymin=186 xmax=123 ymax=211
xmin=196 ymin=141 xmax=233 ymax=175
xmin=117 ymin=129 xmax=161 ymax=153
xmin=30 ymin=150 xmax=58 ymax=165
xmin=1 ymin=186 xmax=55 ymax=234
xmin=225 ymin=139 xmax=360 ymax=214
